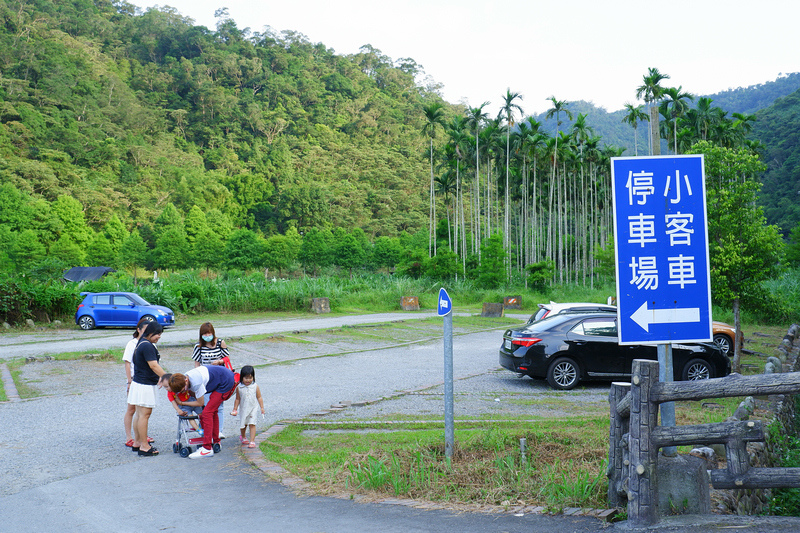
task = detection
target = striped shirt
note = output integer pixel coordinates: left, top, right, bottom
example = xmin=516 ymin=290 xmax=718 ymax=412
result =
xmin=191 ymin=338 xmax=229 ymax=365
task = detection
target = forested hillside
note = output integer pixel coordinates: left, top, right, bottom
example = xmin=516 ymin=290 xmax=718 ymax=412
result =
xmin=751 ymin=88 xmax=800 ymax=235
xmin=0 ymin=0 xmax=437 ymax=243
xmin=0 ymin=0 xmax=794 ymax=305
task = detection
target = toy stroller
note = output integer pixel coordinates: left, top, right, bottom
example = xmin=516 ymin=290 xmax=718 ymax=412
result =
xmin=172 ymin=414 xmax=220 ymax=457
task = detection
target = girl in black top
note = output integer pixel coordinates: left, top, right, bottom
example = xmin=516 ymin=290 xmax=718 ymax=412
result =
xmin=127 ymin=322 xmax=166 ymax=456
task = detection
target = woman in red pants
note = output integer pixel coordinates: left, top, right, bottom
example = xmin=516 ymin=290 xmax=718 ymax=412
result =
xmin=168 ymin=365 xmax=235 ymax=458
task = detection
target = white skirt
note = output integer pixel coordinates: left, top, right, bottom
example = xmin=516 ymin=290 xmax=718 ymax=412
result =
xmin=127 ymin=381 xmax=157 ymax=408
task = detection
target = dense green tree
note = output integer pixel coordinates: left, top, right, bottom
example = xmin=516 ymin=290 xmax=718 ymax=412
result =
xmin=118 ymin=229 xmax=148 ymax=283
xmin=421 ymin=101 xmax=445 ymax=257
xmin=690 ymin=141 xmax=784 ymax=370
xmin=333 ymin=230 xmax=366 ymax=278
xmin=298 ymin=227 xmax=333 ymax=275
xmin=373 ymin=236 xmax=403 ymax=270
xmin=86 ymin=233 xmax=116 ymax=267
xmin=473 ymin=234 xmax=507 ymax=289
xmin=153 ymin=227 xmax=190 ymax=271
xmin=10 ymin=230 xmax=46 ymax=271
xmin=192 ymin=228 xmax=225 ymax=276
xmin=102 ymin=214 xmax=128 ymax=256
xmin=184 ymin=206 xmax=209 ymax=245
xmin=51 ymin=235 xmax=86 ymax=267
xmin=223 ymin=228 xmax=264 ymax=271
xmin=263 ymin=234 xmax=296 ymax=277
xmin=52 ymin=195 xmax=91 ymax=251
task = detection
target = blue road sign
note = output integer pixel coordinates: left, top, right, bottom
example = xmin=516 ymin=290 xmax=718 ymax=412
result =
xmin=611 ymin=155 xmax=712 ymax=345
xmin=437 ymin=287 xmax=452 ymax=317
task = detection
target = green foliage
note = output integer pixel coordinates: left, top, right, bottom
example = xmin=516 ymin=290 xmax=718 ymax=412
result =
xmin=473 ymin=234 xmax=507 ymax=289
xmin=689 ymin=142 xmax=784 ymax=310
xmin=524 ymin=260 xmax=555 ymax=291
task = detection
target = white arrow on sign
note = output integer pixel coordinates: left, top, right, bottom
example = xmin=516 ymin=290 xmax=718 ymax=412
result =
xmin=631 ymin=301 xmax=700 ymax=332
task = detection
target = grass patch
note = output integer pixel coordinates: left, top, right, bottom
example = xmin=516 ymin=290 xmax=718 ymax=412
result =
xmin=5 ymin=351 xmax=118 ymax=399
xmin=262 ymin=419 xmax=609 ymax=509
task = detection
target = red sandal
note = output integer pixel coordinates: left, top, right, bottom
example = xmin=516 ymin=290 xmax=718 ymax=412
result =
xmin=125 ymin=439 xmax=134 ymax=447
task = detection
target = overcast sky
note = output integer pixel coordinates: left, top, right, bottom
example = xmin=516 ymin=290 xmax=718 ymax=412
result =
xmin=127 ymin=0 xmax=799 ymax=117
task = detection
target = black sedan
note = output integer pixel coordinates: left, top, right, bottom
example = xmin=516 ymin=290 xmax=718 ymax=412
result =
xmin=499 ymin=312 xmax=730 ymax=390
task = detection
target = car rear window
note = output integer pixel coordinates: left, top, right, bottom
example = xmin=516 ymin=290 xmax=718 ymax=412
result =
xmin=94 ymin=295 xmax=110 ymax=305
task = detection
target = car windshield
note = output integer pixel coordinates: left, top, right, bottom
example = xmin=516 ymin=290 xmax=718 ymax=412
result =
xmin=521 ymin=313 xmax=575 ymax=333
xmin=128 ymin=294 xmax=151 ymax=306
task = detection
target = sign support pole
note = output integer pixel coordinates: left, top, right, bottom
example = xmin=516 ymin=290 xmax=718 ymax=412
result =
xmin=438 ymin=287 xmax=455 ymax=466
xmin=658 ymin=343 xmax=677 ymax=456
xmin=443 ymin=311 xmax=454 ymax=465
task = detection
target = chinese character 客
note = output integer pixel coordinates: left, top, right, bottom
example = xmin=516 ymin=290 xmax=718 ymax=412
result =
xmin=665 ymin=212 xmax=694 ymax=246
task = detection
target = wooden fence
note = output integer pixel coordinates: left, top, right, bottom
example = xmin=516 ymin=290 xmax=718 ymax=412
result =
xmin=608 ymin=359 xmax=800 ymax=528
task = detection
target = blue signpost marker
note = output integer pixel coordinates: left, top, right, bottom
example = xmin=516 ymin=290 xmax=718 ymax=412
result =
xmin=612 ymin=155 xmax=712 ymax=457
xmin=611 ymin=155 xmax=712 ymax=345
xmin=438 ymin=288 xmax=454 ymax=463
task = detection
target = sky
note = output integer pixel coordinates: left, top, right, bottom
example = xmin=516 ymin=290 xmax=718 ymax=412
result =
xmin=127 ymin=0 xmax=799 ymax=117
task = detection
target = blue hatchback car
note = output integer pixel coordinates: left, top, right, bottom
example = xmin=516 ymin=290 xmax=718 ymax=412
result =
xmin=75 ymin=292 xmax=175 ymax=330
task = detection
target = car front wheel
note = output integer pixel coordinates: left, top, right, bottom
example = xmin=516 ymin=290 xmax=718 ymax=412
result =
xmin=682 ymin=358 xmax=713 ymax=381
xmin=141 ymin=314 xmax=156 ymax=324
xmin=78 ymin=315 xmax=96 ymax=330
xmin=547 ymin=357 xmax=580 ymax=390
xmin=713 ymin=334 xmax=732 ymax=356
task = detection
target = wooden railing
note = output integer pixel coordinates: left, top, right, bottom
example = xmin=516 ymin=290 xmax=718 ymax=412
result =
xmin=608 ymin=359 xmax=800 ymax=528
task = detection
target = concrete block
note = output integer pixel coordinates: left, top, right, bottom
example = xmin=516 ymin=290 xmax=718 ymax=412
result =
xmin=481 ymin=303 xmax=504 ymax=317
xmin=657 ymin=454 xmax=711 ymax=516
xmin=400 ymin=296 xmax=419 ymax=311
xmin=311 ymin=297 xmax=330 ymax=314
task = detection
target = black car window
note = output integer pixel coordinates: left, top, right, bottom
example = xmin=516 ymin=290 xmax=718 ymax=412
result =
xmin=577 ymin=317 xmax=617 ymax=337
xmin=94 ymin=294 xmax=110 ymax=305
xmin=113 ymin=295 xmax=132 ymax=305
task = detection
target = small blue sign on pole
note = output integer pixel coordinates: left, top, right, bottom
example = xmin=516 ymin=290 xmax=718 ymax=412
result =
xmin=437 ymin=287 xmax=452 ymax=317
xmin=611 ymin=155 xmax=712 ymax=345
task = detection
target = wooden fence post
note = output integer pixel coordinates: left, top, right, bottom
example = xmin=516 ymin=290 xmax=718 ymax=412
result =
xmin=628 ymin=359 xmax=660 ymax=527
xmin=608 ymin=382 xmax=631 ymax=507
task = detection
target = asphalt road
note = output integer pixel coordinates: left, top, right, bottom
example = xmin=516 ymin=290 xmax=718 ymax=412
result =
xmin=2 ymin=313 xmax=798 ymax=532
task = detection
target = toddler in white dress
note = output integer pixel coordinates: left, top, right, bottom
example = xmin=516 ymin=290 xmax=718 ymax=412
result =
xmin=230 ymin=365 xmax=265 ymax=447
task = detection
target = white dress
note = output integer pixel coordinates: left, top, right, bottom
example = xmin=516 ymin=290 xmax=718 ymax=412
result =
xmin=237 ymin=382 xmax=259 ymax=427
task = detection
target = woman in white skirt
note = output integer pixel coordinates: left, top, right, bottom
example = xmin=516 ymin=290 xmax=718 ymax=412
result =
xmin=128 ymin=322 xmax=166 ymax=456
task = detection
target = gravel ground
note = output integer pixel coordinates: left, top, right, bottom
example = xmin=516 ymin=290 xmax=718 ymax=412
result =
xmin=0 ymin=320 xmax=611 ymax=498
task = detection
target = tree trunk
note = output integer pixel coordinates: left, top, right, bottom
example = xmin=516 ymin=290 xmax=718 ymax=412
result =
xmin=733 ymin=297 xmax=741 ymax=373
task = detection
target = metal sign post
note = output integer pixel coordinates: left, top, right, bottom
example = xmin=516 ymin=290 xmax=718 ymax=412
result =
xmin=611 ymin=155 xmax=712 ymax=454
xmin=438 ymin=287 xmax=454 ymax=464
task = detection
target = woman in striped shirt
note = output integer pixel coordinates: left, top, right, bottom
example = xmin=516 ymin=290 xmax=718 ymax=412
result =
xmin=192 ymin=322 xmax=230 ymax=437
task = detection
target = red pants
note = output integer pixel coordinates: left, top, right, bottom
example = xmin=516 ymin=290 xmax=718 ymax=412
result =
xmin=200 ymin=388 xmax=234 ymax=450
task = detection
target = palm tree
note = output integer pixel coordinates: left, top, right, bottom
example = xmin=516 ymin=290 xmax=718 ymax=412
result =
xmin=545 ymin=97 xmax=573 ymax=281
xmin=500 ymin=89 xmax=524 ymax=274
xmin=466 ymin=102 xmax=490 ymax=257
xmin=422 ymin=102 xmax=445 ymax=257
xmin=636 ymin=67 xmax=670 ymax=155
xmin=621 ymin=103 xmax=648 ymax=156
xmin=662 ymin=86 xmax=694 ymax=154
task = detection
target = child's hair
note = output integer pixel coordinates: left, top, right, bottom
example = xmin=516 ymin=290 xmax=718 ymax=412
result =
xmin=169 ymin=373 xmax=186 ymax=393
xmin=159 ymin=373 xmax=172 ymax=385
xmin=240 ymin=365 xmax=255 ymax=381
xmin=133 ymin=317 xmax=149 ymax=338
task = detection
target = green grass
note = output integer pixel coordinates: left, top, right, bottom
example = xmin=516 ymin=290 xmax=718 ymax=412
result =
xmin=262 ymin=419 xmax=609 ymax=509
